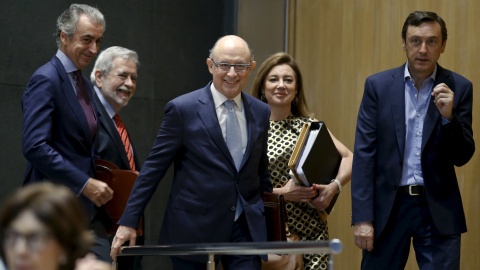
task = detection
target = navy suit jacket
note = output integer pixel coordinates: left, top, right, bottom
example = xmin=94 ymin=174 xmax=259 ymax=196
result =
xmin=22 ymin=55 xmax=98 ymax=218
xmin=352 ymin=64 xmax=474 ymax=238
xmin=93 ymin=91 xmax=140 ymax=171
xmin=118 ymin=82 xmax=272 ymax=262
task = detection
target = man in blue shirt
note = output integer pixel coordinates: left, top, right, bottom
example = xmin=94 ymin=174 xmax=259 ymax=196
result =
xmin=351 ymin=11 xmax=474 ymax=270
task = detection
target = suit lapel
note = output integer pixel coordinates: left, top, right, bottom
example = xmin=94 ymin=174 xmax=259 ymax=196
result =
xmin=389 ymin=66 xmax=407 ymax=161
xmin=51 ymin=56 xmax=94 ymax=145
xmin=93 ymin=92 xmax=131 ymax=168
xmin=196 ymin=85 xmax=236 ymax=169
xmin=241 ymin=93 xmax=256 ymax=170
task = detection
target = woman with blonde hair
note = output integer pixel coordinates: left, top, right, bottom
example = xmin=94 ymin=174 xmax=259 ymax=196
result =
xmin=252 ymin=52 xmax=353 ymax=269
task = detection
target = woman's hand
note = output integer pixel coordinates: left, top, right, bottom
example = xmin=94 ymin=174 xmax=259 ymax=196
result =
xmin=309 ymin=182 xmax=338 ymax=211
xmin=275 ymin=179 xmax=317 ymax=202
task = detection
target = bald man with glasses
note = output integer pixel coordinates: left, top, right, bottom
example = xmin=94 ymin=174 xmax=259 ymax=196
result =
xmin=111 ymin=35 xmax=272 ymax=270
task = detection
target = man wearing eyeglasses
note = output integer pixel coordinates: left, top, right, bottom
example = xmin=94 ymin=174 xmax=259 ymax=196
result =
xmin=110 ymin=35 xmax=272 ymax=270
xmin=90 ymin=46 xmax=143 ymax=270
xmin=91 ymin=46 xmax=140 ymax=173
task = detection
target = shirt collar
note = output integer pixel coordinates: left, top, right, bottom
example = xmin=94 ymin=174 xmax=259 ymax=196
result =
xmin=56 ymin=49 xmax=78 ymax=73
xmin=210 ymin=83 xmax=243 ymax=111
xmin=404 ymin=61 xmax=437 ymax=83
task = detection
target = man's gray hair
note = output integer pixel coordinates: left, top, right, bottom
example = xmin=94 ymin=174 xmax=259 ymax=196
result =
xmin=90 ymin=46 xmax=139 ymax=85
xmin=54 ymin=4 xmax=105 ymax=48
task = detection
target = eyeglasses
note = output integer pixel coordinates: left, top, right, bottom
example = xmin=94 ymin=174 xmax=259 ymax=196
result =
xmin=211 ymin=59 xmax=251 ymax=72
xmin=4 ymin=229 xmax=53 ymax=253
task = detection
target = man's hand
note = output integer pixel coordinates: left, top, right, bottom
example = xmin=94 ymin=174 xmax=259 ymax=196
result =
xmin=82 ymin=178 xmax=113 ymax=207
xmin=110 ymin=225 xmax=137 ymax=260
xmin=432 ymin=83 xmax=454 ymax=121
xmin=354 ymin=222 xmax=374 ymax=251
xmin=309 ymin=182 xmax=338 ymax=211
xmin=278 ymin=179 xmax=317 ymax=202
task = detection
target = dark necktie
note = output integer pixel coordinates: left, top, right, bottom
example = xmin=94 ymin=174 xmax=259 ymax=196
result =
xmin=74 ymin=70 xmax=97 ymax=139
xmin=113 ymin=114 xmax=136 ymax=171
xmin=224 ymin=100 xmax=243 ymax=220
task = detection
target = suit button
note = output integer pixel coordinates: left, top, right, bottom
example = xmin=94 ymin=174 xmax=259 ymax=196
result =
xmin=231 ymin=206 xmax=236 ymax=212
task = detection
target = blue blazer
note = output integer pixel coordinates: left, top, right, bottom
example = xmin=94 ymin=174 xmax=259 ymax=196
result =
xmin=22 ymin=56 xmax=98 ymax=217
xmin=352 ymin=64 xmax=474 ymax=238
xmin=118 ymin=82 xmax=272 ymax=262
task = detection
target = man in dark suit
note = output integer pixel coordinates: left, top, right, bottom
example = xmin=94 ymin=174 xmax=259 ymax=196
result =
xmin=91 ymin=46 xmax=143 ymax=270
xmin=110 ymin=35 xmax=272 ymax=269
xmin=91 ymin=46 xmax=140 ymax=171
xmin=22 ymin=4 xmax=113 ymax=262
xmin=351 ymin=11 xmax=474 ymax=270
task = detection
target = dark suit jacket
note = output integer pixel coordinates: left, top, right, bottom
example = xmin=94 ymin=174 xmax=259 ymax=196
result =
xmin=93 ymin=91 xmax=140 ymax=171
xmin=351 ymin=64 xmax=474 ymax=238
xmin=118 ymin=82 xmax=272 ymax=262
xmin=22 ymin=55 xmax=98 ymax=218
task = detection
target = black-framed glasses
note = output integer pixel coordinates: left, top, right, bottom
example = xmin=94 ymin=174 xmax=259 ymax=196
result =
xmin=211 ymin=59 xmax=251 ymax=72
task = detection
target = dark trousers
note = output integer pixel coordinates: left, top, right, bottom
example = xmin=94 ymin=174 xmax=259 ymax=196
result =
xmin=361 ymin=190 xmax=461 ymax=270
xmin=171 ymin=213 xmax=261 ymax=270
xmin=89 ymin=218 xmax=112 ymax=263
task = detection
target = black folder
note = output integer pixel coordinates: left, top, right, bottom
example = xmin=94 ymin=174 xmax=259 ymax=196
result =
xmin=288 ymin=121 xmax=342 ymax=218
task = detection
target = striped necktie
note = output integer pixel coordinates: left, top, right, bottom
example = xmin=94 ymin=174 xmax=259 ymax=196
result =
xmin=113 ymin=114 xmax=136 ymax=171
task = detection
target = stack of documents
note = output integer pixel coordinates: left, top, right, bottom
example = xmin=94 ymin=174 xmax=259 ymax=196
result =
xmin=288 ymin=121 xmax=341 ymax=217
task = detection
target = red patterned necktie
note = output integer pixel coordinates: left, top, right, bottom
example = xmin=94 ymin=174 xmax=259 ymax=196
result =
xmin=113 ymin=114 xmax=136 ymax=171
xmin=74 ymin=70 xmax=97 ymax=139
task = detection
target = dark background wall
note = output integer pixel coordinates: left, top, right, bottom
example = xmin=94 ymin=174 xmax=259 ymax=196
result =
xmin=0 ymin=0 xmax=236 ymax=269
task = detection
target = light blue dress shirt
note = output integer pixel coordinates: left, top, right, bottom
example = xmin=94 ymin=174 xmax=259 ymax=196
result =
xmin=56 ymin=49 xmax=80 ymax=95
xmin=400 ymin=63 xmax=436 ymax=186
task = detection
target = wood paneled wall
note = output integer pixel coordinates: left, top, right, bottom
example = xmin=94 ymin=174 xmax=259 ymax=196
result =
xmin=288 ymin=0 xmax=479 ymax=269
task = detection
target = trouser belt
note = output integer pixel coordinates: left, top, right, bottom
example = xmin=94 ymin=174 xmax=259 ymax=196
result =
xmin=399 ymin=185 xmax=424 ymax=196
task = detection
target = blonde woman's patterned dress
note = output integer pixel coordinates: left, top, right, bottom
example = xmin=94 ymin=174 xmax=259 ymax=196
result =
xmin=267 ymin=115 xmax=329 ymax=270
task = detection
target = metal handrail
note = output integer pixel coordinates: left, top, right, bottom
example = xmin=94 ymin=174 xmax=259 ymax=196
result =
xmin=114 ymin=239 xmax=342 ymax=270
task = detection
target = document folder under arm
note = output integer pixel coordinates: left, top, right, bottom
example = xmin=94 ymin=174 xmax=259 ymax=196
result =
xmin=287 ymin=121 xmax=342 ymax=220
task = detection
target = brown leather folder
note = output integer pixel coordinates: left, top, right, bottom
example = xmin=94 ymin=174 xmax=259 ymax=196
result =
xmin=288 ymin=122 xmax=310 ymax=183
xmin=262 ymin=192 xmax=287 ymax=241
xmin=95 ymin=159 xmax=143 ymax=236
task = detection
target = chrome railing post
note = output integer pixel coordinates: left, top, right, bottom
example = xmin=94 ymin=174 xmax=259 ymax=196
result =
xmin=328 ymin=252 xmax=334 ymax=270
xmin=206 ymin=253 xmax=215 ymax=270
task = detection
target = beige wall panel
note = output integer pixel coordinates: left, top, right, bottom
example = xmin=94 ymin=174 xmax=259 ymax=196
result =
xmin=291 ymin=0 xmax=479 ymax=269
